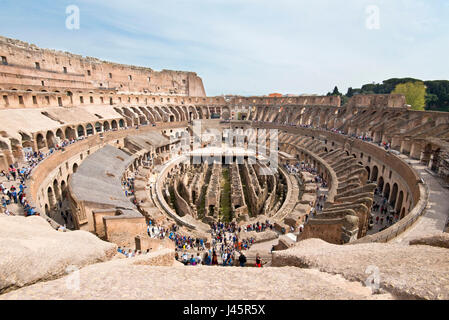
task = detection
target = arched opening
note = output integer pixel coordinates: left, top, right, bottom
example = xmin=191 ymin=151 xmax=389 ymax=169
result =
xmin=66 ymin=91 xmax=73 ymax=105
xmin=53 ymin=179 xmax=61 ymax=203
xmin=111 ymin=120 xmax=118 ymax=130
xmin=95 ymin=122 xmax=102 ymax=133
xmin=65 ymin=127 xmax=76 ymax=140
xmin=77 ymin=125 xmax=85 ymax=137
xmin=103 ymin=121 xmax=110 ymax=131
xmin=365 ymin=166 xmax=371 ymax=181
xmin=390 ymin=183 xmax=399 ymax=207
xmin=46 ymin=131 xmax=56 ymax=149
xmin=61 ymin=180 xmax=67 ymax=198
xmin=221 ymin=107 xmax=230 ymax=120
xmin=400 ymin=207 xmax=406 ymax=219
xmin=170 ymin=115 xmax=175 ymax=122
xmin=383 ymin=183 xmax=391 ymax=201
xmin=86 ymin=123 xmax=94 ymax=136
xmin=119 ymin=119 xmax=125 ymax=128
xmin=371 ymin=166 xmax=378 ymax=182
xmin=47 ymin=186 xmax=56 ymax=211
xmin=72 ymin=163 xmax=78 ymax=173
xmin=378 ymin=177 xmax=384 ymax=193
xmin=55 ymin=129 xmax=64 ymax=142
xmin=36 ymin=133 xmax=46 ymax=150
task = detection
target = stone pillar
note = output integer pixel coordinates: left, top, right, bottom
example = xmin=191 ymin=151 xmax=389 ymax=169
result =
xmin=410 ymin=142 xmax=422 ymax=160
xmin=400 ymin=140 xmax=411 ymax=155
xmin=373 ymin=132 xmax=382 ymax=143
xmin=391 ymin=136 xmax=401 ymax=151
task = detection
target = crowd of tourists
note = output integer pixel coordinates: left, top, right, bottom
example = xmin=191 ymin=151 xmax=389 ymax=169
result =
xmin=123 ymin=176 xmax=137 ymax=205
xmin=0 ymin=164 xmax=38 ymax=217
xmin=0 ymin=140 xmax=82 ymax=217
xmin=175 ymin=247 xmax=263 ymax=268
xmin=369 ymin=188 xmax=400 ymax=230
xmin=117 ymin=247 xmax=153 ymax=258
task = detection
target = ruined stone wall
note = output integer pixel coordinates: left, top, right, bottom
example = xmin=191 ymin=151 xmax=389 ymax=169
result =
xmin=346 ymin=94 xmax=406 ymax=108
xmin=135 ymin=235 xmax=175 ymax=251
xmin=205 ymin=163 xmax=221 ymax=211
xmin=173 ymin=178 xmax=194 ymax=217
xmin=0 ymin=36 xmax=205 ymax=96
xmin=298 ymin=219 xmax=346 ymax=244
xmin=103 ymin=216 xmax=147 ymax=248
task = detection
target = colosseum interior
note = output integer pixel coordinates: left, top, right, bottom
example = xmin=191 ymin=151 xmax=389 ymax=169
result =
xmin=0 ymin=35 xmax=448 ymax=301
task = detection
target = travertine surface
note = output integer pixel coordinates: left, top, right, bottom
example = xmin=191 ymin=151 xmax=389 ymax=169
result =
xmin=272 ymin=239 xmax=449 ymax=299
xmin=240 ymin=230 xmax=278 ymax=243
xmin=0 ymin=215 xmax=117 ymax=294
xmin=409 ymin=233 xmax=449 ymax=249
xmin=0 ymin=258 xmax=391 ymax=300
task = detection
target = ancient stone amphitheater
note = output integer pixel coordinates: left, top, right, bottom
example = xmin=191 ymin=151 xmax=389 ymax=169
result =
xmin=1 ymin=36 xmax=448 ymax=300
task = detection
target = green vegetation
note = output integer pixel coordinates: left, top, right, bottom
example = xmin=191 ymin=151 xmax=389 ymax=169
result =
xmin=219 ymin=167 xmax=233 ymax=222
xmin=392 ymin=81 xmax=426 ymax=111
xmin=330 ymin=78 xmax=449 ymax=112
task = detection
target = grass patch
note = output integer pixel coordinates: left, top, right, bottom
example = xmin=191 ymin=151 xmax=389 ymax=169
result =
xmin=220 ymin=167 xmax=233 ymax=222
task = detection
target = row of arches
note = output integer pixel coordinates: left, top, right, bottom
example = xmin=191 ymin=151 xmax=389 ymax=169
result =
xmin=35 ymin=120 xmax=126 ymax=150
xmin=43 ymin=162 xmax=78 ymax=228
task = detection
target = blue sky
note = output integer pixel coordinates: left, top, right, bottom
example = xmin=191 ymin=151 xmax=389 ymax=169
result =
xmin=1 ymin=0 xmax=448 ymax=96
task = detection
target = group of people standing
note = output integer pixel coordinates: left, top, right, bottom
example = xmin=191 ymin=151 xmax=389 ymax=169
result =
xmin=0 ymin=164 xmax=37 ymax=217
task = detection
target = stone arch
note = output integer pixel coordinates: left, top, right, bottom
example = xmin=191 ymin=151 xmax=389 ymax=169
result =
xmin=46 ymin=130 xmax=56 ymax=149
xmin=103 ymin=121 xmax=110 ymax=131
xmin=383 ymin=183 xmax=391 ymax=201
xmin=390 ymin=183 xmax=399 ymax=207
xmin=119 ymin=119 xmax=125 ymax=128
xmin=47 ymin=186 xmax=56 ymax=210
xmin=72 ymin=163 xmax=78 ymax=173
xmin=400 ymin=207 xmax=406 ymax=219
xmin=222 ymin=106 xmax=230 ymax=120
xmin=139 ymin=107 xmax=154 ymax=124
xmin=55 ymin=128 xmax=64 ymax=141
xmin=77 ymin=125 xmax=85 ymax=137
xmin=149 ymin=107 xmax=162 ymax=122
xmin=111 ymin=120 xmax=118 ymax=129
xmin=175 ymin=106 xmax=186 ymax=121
xmin=66 ymin=91 xmax=73 ymax=104
xmin=53 ymin=179 xmax=61 ymax=203
xmin=143 ymin=107 xmax=156 ymax=124
xmin=365 ymin=166 xmax=371 ymax=181
xmin=65 ymin=127 xmax=76 ymax=140
xmin=86 ymin=123 xmax=94 ymax=135
xmin=61 ymin=180 xmax=67 ymax=198
xmin=36 ymin=133 xmax=46 ymax=150
xmin=378 ymin=176 xmax=384 ymax=192
xmin=95 ymin=122 xmax=102 ymax=133
xmin=371 ymin=165 xmax=379 ymax=182
xmin=196 ymin=106 xmax=203 ymax=119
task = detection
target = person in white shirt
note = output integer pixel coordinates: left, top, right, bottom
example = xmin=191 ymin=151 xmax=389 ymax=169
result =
xmin=195 ymin=253 xmax=202 ymax=265
xmin=222 ymin=252 xmax=227 ymax=265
